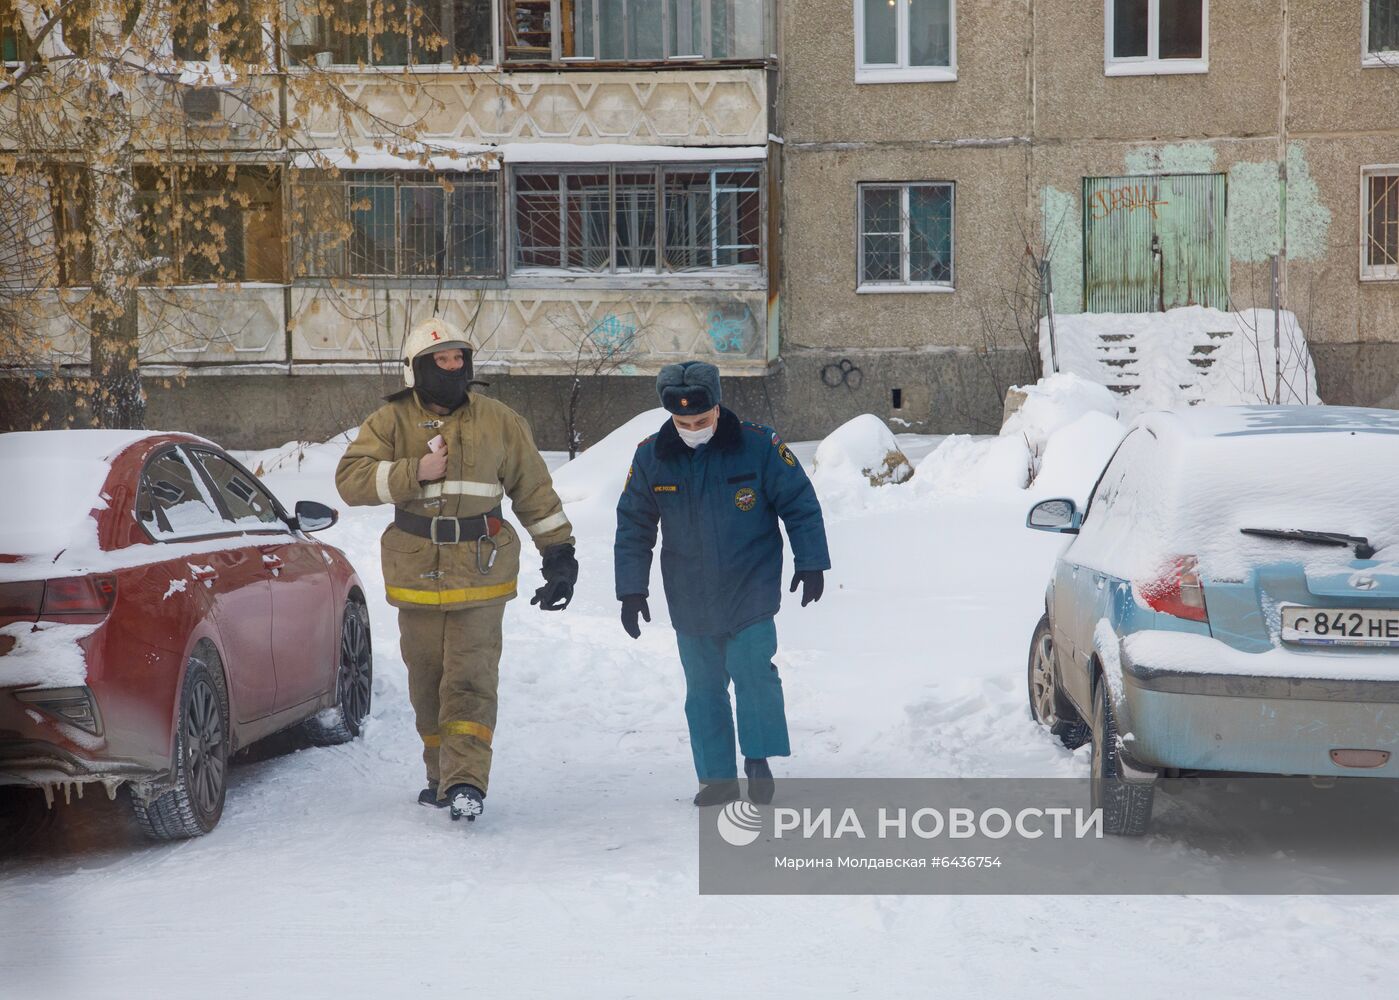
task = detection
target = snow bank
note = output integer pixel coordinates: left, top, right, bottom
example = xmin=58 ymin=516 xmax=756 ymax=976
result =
xmin=913 ymin=435 xmax=1031 ymax=498
xmin=811 ymin=415 xmax=913 ymax=491
xmin=552 ymin=408 xmax=669 ymax=507
xmin=1001 ymin=373 xmax=1119 ymax=459
xmin=1043 ymin=306 xmax=1320 ymax=417
xmin=0 ymin=621 xmax=98 ymax=688
xmin=1028 ymin=411 xmax=1126 ymax=505
xmin=0 ymin=430 xmax=151 ymax=559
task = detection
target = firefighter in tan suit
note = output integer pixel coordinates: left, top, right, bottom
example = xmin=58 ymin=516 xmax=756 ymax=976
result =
xmin=335 ymin=318 xmax=577 ymax=823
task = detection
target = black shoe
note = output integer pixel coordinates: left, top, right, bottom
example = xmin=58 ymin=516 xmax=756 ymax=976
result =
xmin=446 ymin=783 xmax=485 ymax=822
xmin=744 ymin=757 xmax=775 ymax=805
xmin=418 ymin=782 xmax=448 ymax=808
xmin=692 ymin=780 xmax=741 ymax=807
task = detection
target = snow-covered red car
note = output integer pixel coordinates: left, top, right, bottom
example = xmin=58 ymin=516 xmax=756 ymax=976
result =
xmin=0 ymin=430 xmax=371 ymax=840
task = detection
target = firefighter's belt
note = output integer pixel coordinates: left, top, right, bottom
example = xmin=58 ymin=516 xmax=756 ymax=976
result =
xmin=395 ymin=506 xmax=504 ymax=545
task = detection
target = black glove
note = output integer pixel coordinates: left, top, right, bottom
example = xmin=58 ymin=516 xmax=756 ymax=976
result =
xmin=531 ymin=543 xmax=578 ymax=612
xmin=789 ymin=569 xmax=824 ymax=608
xmin=620 ymin=594 xmax=650 ymax=639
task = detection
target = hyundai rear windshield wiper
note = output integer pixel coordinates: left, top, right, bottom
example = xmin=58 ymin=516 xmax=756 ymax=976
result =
xmin=1240 ymin=528 xmax=1376 ymax=560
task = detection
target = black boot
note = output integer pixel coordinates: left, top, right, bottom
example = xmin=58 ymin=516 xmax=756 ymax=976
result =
xmin=418 ymin=781 xmax=448 ymax=808
xmin=692 ymin=780 xmax=741 ymax=807
xmin=744 ymin=757 xmax=774 ymax=805
xmin=446 ymin=783 xmax=485 ymax=822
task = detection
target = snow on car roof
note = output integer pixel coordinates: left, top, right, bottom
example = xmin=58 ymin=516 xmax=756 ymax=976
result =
xmin=0 ymin=430 xmax=199 ymax=562
xmin=1139 ymin=404 xmax=1399 ymax=440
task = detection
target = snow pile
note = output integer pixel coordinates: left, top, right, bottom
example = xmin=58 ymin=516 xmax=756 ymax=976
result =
xmin=914 ymin=435 xmax=1031 ymax=498
xmin=551 ymin=408 xmax=668 ymax=508
xmin=1028 ymin=411 xmax=1126 ymax=504
xmin=811 ymin=415 xmax=914 ymax=491
xmin=0 ymin=430 xmax=151 ymax=561
xmin=916 ymin=372 xmax=1124 ymax=503
xmin=0 ymin=621 xmax=99 ymax=687
xmin=1043 ymin=306 xmax=1320 ymax=417
xmin=1002 ymin=373 xmax=1119 ymax=461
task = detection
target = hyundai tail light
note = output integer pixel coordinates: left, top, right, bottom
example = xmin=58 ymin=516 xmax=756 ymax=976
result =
xmin=1139 ymin=556 xmax=1208 ymax=623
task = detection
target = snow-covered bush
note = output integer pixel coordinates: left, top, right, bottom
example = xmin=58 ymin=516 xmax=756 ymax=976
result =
xmin=812 ymin=414 xmax=914 ymax=489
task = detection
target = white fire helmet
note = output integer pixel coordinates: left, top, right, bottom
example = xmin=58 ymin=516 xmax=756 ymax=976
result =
xmin=402 ymin=318 xmax=471 ymax=388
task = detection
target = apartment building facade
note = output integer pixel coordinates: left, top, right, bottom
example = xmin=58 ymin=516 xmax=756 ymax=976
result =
xmin=1 ymin=1 xmax=780 ymax=445
xmin=781 ymin=0 xmax=1399 ymax=434
xmin=6 ymin=2 xmax=1399 ymax=446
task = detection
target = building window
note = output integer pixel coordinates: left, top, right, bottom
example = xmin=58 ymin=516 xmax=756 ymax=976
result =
xmin=1363 ymin=167 xmax=1399 ymax=281
xmin=855 ymin=0 xmax=955 ymax=84
xmin=51 ymin=165 xmax=284 ymax=286
xmin=286 ymin=0 xmax=494 ymax=67
xmin=1105 ymin=0 xmax=1207 ymax=76
xmin=1366 ymin=0 xmax=1399 ymax=65
xmin=510 ymin=163 xmax=762 ymax=275
xmin=504 ymin=0 xmax=764 ymax=62
xmin=857 ymin=182 xmax=953 ymax=292
xmin=2 ymin=0 xmax=24 ymax=63
xmin=171 ymin=0 xmax=271 ymax=63
xmin=306 ymin=171 xmax=502 ymax=277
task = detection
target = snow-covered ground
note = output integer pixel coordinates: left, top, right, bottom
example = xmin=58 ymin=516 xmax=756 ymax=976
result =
xmin=6 ymin=400 xmax=1399 ymax=999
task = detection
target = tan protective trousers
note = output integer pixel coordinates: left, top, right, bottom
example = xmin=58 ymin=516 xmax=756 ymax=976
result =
xmin=398 ymin=604 xmax=505 ymax=798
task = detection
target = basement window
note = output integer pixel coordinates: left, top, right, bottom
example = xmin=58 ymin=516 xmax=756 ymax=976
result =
xmin=856 ymin=0 xmax=955 ymax=84
xmin=1365 ymin=0 xmax=1399 ymax=66
xmin=1363 ymin=166 xmax=1399 ymax=281
xmin=1105 ymin=0 xmax=1208 ymax=77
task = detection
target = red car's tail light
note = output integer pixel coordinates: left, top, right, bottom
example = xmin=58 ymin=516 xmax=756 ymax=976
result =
xmin=1139 ymin=556 xmax=1209 ymax=623
xmin=40 ymin=575 xmax=118 ymax=618
xmin=0 ymin=580 xmax=45 ymax=618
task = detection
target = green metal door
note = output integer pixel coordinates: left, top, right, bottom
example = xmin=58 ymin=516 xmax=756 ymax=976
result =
xmin=1083 ymin=173 xmax=1228 ymax=312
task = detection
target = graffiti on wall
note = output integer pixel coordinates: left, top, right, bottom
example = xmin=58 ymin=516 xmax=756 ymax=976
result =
xmin=589 ymin=313 xmax=638 ymax=352
xmin=706 ymin=306 xmax=753 ymax=353
xmin=1087 ymin=183 xmax=1170 ymax=221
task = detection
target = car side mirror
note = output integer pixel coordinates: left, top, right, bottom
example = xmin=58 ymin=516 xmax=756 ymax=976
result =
xmin=1027 ymin=498 xmax=1081 ymax=534
xmin=294 ymin=500 xmax=338 ymax=533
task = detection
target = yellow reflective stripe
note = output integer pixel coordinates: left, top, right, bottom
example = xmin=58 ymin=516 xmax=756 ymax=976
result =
xmin=375 ymin=461 xmax=395 ymax=504
xmin=385 ymin=580 xmax=518 ymax=605
xmin=525 ymin=510 xmax=571 ymax=538
xmin=443 ymin=720 xmax=494 ymax=745
xmin=420 ymin=733 xmax=441 ymax=748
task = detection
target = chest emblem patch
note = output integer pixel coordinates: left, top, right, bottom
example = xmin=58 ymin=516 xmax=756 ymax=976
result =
xmin=734 ymin=486 xmax=758 ymax=511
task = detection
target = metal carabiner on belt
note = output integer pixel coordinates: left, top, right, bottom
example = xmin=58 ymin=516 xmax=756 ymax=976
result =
xmin=476 ymin=533 xmax=498 ymax=575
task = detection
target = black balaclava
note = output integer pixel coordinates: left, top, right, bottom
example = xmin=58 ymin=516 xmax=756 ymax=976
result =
xmin=413 ymin=349 xmax=473 ymax=412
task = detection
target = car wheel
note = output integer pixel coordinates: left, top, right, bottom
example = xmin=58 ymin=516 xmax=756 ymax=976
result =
xmin=1090 ymin=677 xmax=1155 ymax=837
xmin=1027 ymin=615 xmax=1090 ymax=750
xmin=303 ymin=601 xmax=373 ymax=747
xmin=131 ymin=649 xmax=230 ymax=840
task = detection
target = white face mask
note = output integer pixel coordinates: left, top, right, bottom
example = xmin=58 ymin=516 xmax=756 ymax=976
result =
xmin=676 ymin=422 xmax=716 ymax=449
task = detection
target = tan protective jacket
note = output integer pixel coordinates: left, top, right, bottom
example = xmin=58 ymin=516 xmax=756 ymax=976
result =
xmin=335 ymin=391 xmax=574 ymax=611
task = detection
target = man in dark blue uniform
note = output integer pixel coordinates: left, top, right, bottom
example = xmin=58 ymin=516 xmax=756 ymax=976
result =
xmin=614 ymin=361 xmax=830 ymax=806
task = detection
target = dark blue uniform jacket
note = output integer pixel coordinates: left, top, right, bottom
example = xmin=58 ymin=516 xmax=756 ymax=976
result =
xmin=614 ymin=407 xmax=831 ymax=637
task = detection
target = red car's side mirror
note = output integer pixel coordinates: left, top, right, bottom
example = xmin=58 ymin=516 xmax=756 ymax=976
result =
xmin=294 ymin=500 xmax=338 ymax=533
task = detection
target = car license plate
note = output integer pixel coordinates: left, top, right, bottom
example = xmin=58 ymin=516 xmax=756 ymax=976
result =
xmin=1281 ymin=606 xmax=1399 ymax=647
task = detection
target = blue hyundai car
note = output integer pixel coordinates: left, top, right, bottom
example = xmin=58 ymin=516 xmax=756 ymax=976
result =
xmin=1026 ymin=405 xmax=1399 ymax=834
